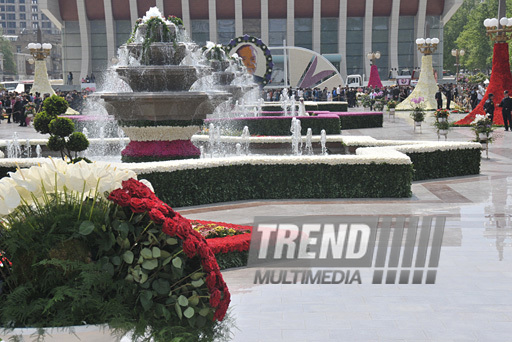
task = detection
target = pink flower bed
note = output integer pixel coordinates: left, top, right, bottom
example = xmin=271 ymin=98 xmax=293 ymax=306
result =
xmin=122 ymin=140 xmax=200 ymax=158
xmin=317 ymin=112 xmax=383 ymax=116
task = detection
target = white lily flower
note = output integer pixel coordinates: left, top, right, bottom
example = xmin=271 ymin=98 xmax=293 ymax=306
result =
xmin=0 ymin=178 xmax=21 ymax=215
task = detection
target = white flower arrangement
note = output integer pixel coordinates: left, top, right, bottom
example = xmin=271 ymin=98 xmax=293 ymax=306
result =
xmin=0 ymin=158 xmax=139 ymax=216
xmin=121 ymin=126 xmax=201 ymax=142
xmin=0 ymin=150 xmax=4 ymax=159
xmin=191 ymin=134 xmax=346 ymax=144
xmin=392 ymin=142 xmax=481 ymax=153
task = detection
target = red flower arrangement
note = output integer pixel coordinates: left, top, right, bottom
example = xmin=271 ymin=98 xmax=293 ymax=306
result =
xmin=367 ymin=64 xmax=383 ymax=89
xmin=192 ymin=220 xmax=253 ymax=254
xmin=455 ymin=43 xmax=512 ymax=126
xmin=108 ymin=179 xmax=230 ymax=321
xmin=122 ymin=140 xmax=201 ymax=161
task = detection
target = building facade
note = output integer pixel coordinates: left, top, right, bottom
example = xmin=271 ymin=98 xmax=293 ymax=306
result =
xmin=0 ymin=0 xmax=62 ymax=80
xmin=41 ymin=0 xmax=462 ymax=85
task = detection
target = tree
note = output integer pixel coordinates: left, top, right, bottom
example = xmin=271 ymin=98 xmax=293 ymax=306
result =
xmin=0 ymin=30 xmax=17 ymax=75
xmin=444 ymin=0 xmax=512 ymax=74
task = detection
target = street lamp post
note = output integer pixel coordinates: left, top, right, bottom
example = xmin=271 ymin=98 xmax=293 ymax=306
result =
xmin=366 ymin=51 xmax=381 ymax=66
xmin=415 ymin=37 xmax=440 ymax=55
xmin=26 ymin=29 xmax=55 ymax=95
xmin=483 ymin=17 xmax=512 ymax=42
xmin=451 ymin=48 xmax=465 ymax=84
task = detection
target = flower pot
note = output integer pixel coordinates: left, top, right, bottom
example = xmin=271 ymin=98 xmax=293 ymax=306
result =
xmin=0 ymin=325 xmax=122 ymax=342
xmin=414 ymin=121 xmax=422 ymax=126
xmin=438 ymin=129 xmax=449 ymax=135
xmin=438 ymin=117 xmax=447 ymax=122
xmin=479 ymin=133 xmax=489 ymax=140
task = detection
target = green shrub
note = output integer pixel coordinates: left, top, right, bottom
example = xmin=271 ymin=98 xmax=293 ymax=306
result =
xmin=49 ymin=117 xmax=75 ymax=137
xmin=33 ymin=111 xmax=58 ymax=134
xmin=140 ymin=163 xmax=413 ymax=207
xmin=339 ymin=114 xmax=383 ymax=129
xmin=406 ymin=148 xmax=481 ymax=181
xmin=42 ymin=94 xmax=69 ymax=115
xmin=316 ymin=102 xmax=348 ymax=112
xmin=47 ymin=135 xmax=66 ymax=151
xmin=67 ymin=132 xmax=90 ymax=152
xmin=206 ymin=116 xmax=341 ymax=135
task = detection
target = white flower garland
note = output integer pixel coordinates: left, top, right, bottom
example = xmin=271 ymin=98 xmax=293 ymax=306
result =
xmin=121 ymin=126 xmax=201 ymax=142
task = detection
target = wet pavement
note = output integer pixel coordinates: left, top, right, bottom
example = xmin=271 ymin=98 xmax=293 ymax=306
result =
xmin=2 ymin=110 xmax=512 ymax=341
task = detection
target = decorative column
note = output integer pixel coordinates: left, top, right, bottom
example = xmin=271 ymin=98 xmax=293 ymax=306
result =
xmin=363 ymin=0 xmax=373 ymax=79
xmin=209 ymin=0 xmax=217 ymax=42
xmin=396 ymin=38 xmax=440 ymax=111
xmin=456 ymin=16 xmax=512 ymax=126
xmin=338 ymin=0 xmax=348 ymax=80
xmin=286 ymin=0 xmax=294 ymax=46
xmin=261 ymin=0 xmax=269 ymax=44
xmin=28 ymin=31 xmax=56 ymax=96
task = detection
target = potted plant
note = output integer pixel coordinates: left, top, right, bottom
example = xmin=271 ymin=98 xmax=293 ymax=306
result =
xmin=0 ymin=160 xmax=231 ymax=342
xmin=387 ymin=100 xmax=397 ymax=118
xmin=471 ymin=114 xmax=494 ymax=143
xmin=410 ymin=97 xmax=425 ymax=131
xmin=434 ymin=109 xmax=451 ymax=139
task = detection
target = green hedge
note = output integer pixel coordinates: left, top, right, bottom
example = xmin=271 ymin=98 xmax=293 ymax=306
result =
xmin=339 ymin=114 xmax=383 ymax=129
xmin=140 ymin=163 xmax=413 ymax=207
xmin=316 ymin=102 xmax=348 ymax=112
xmin=206 ymin=116 xmax=341 ymax=135
xmin=215 ymin=251 xmax=249 ymax=270
xmin=406 ymin=148 xmax=481 ymax=181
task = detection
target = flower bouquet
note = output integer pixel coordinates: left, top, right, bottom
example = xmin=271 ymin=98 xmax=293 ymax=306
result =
xmin=471 ymin=114 xmax=494 ymax=143
xmin=0 ymin=159 xmax=231 ymax=342
xmin=434 ymin=109 xmax=450 ymax=120
xmin=387 ymin=100 xmax=397 ymax=110
xmin=410 ymin=97 xmax=426 ymax=123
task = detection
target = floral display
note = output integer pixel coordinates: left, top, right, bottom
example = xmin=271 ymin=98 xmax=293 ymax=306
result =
xmin=0 ymin=160 xmax=231 ymax=341
xmin=192 ymin=220 xmax=250 ymax=239
xmin=367 ymin=64 xmax=383 ymax=89
xmin=396 ymin=55 xmax=441 ymax=111
xmin=434 ymin=109 xmax=450 ymax=119
xmin=410 ymin=97 xmax=426 ymax=122
xmin=456 ymin=43 xmax=512 ymax=126
xmin=471 ymin=114 xmax=494 ymax=142
xmin=387 ymin=100 xmax=397 ymax=110
xmin=122 ymin=140 xmax=201 ymax=162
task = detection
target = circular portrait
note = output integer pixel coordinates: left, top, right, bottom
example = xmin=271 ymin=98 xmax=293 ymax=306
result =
xmin=225 ymin=35 xmax=273 ymax=85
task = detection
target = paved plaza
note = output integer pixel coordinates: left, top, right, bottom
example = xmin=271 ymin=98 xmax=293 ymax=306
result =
xmin=1 ymin=110 xmax=512 ymax=341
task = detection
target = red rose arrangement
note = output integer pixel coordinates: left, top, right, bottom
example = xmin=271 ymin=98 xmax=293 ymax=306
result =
xmin=108 ymin=178 xmax=231 ymax=322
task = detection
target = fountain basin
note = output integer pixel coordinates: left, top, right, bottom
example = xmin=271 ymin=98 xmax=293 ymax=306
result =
xmin=116 ymin=66 xmax=200 ymax=92
xmin=101 ymin=92 xmax=230 ymax=122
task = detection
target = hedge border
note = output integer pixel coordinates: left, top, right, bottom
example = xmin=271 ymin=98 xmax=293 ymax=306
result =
xmin=339 ymin=114 xmax=383 ymax=129
xmin=206 ymin=116 xmax=341 ymax=135
xmin=406 ymin=148 xmax=481 ymax=181
xmin=140 ymin=163 xmax=413 ymax=208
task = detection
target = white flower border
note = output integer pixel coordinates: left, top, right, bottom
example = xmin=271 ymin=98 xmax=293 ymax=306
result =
xmin=121 ymin=126 xmax=201 ymax=142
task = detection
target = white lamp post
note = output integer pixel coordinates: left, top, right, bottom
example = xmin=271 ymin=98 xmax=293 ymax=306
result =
xmin=451 ymin=49 xmax=465 ymax=84
xmin=483 ymin=17 xmax=512 ymax=42
xmin=415 ymin=37 xmax=440 ymax=55
xmin=366 ymin=51 xmax=381 ymax=66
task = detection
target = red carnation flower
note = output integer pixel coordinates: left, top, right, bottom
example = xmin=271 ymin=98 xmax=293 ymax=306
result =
xmin=205 ymin=271 xmax=217 ymax=289
xmin=182 ymin=237 xmax=198 ymax=258
xmin=162 ymin=218 xmax=177 ymax=236
xmin=130 ymin=197 xmax=146 ymax=213
xmin=148 ymin=208 xmax=166 ymax=225
xmin=176 ymin=219 xmax=191 ymax=239
xmin=209 ymin=289 xmax=221 ymax=308
xmin=108 ymin=188 xmax=131 ymax=207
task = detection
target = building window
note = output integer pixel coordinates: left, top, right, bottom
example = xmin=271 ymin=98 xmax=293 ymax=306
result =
xmin=20 ymin=21 xmax=26 ymax=28
xmin=42 ymin=13 xmax=48 ymax=20
xmin=0 ymin=22 xmax=5 ymax=28
xmin=190 ymin=20 xmax=209 ymax=46
xmin=0 ymin=6 xmax=3 ymax=11
xmin=32 ymin=13 xmax=37 ymax=20
xmin=0 ymin=14 xmax=4 ymax=20
xmin=42 ymin=21 xmax=51 ymax=28
xmin=7 ymin=13 xmax=15 ymax=20
xmin=32 ymin=0 xmax=37 ymax=3
xmin=243 ymin=19 xmax=260 ymax=38
xmin=346 ymin=17 xmax=364 ymax=76
xmin=398 ymin=16 xmax=414 ymax=71
xmin=6 ymin=0 xmax=14 ymax=3
xmin=6 ymin=5 xmax=14 ymax=11
xmin=217 ymin=19 xmax=235 ymax=45
xmin=294 ymin=18 xmax=312 ymax=50
xmin=20 ymin=13 xmax=25 ymax=20
xmin=16 ymin=46 xmax=21 ymax=53
xmin=32 ymin=22 xmax=38 ymax=29
xmin=19 ymin=0 xmax=25 ymax=3
xmin=269 ymin=19 xmax=286 ymax=46
xmin=7 ymin=21 xmax=16 ymax=28
xmin=372 ymin=17 xmax=389 ymax=80
xmin=31 ymin=6 xmax=37 ymax=12
xmin=19 ymin=5 xmax=25 ymax=11
xmin=321 ymin=18 xmax=338 ymax=54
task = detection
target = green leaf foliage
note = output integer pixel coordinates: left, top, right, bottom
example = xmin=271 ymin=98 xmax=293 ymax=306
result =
xmin=49 ymin=117 xmax=75 ymax=138
xmin=33 ymin=111 xmax=58 ymax=135
xmin=43 ymin=95 xmax=69 ymax=116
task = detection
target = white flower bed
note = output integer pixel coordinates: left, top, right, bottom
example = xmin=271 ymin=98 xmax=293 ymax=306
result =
xmin=392 ymin=141 xmax=481 ymax=153
xmin=191 ymin=134 xmax=345 ymax=144
xmin=121 ymin=126 xmax=201 ymax=141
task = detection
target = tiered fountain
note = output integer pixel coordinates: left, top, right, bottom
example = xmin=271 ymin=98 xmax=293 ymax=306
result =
xmin=101 ymin=8 xmax=231 ymax=162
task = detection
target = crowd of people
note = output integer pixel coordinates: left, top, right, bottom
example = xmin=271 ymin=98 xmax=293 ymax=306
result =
xmin=0 ymin=89 xmax=89 ymax=127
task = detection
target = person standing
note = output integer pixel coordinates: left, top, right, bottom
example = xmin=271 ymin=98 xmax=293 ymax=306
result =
xmin=67 ymin=72 xmax=73 ymax=85
xmin=483 ymin=93 xmax=495 ymax=123
xmin=435 ymin=86 xmax=443 ymax=109
xmin=498 ymin=90 xmax=512 ymax=131
xmin=445 ymin=84 xmax=453 ymax=110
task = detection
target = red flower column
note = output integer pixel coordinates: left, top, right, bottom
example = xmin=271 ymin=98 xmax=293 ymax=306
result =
xmin=367 ymin=65 xmax=383 ymax=89
xmin=456 ymin=43 xmax=512 ymax=126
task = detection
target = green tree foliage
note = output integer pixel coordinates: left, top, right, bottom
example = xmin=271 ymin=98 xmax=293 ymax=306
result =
xmin=444 ymin=0 xmax=512 ymax=73
xmin=0 ymin=31 xmax=17 ymax=75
